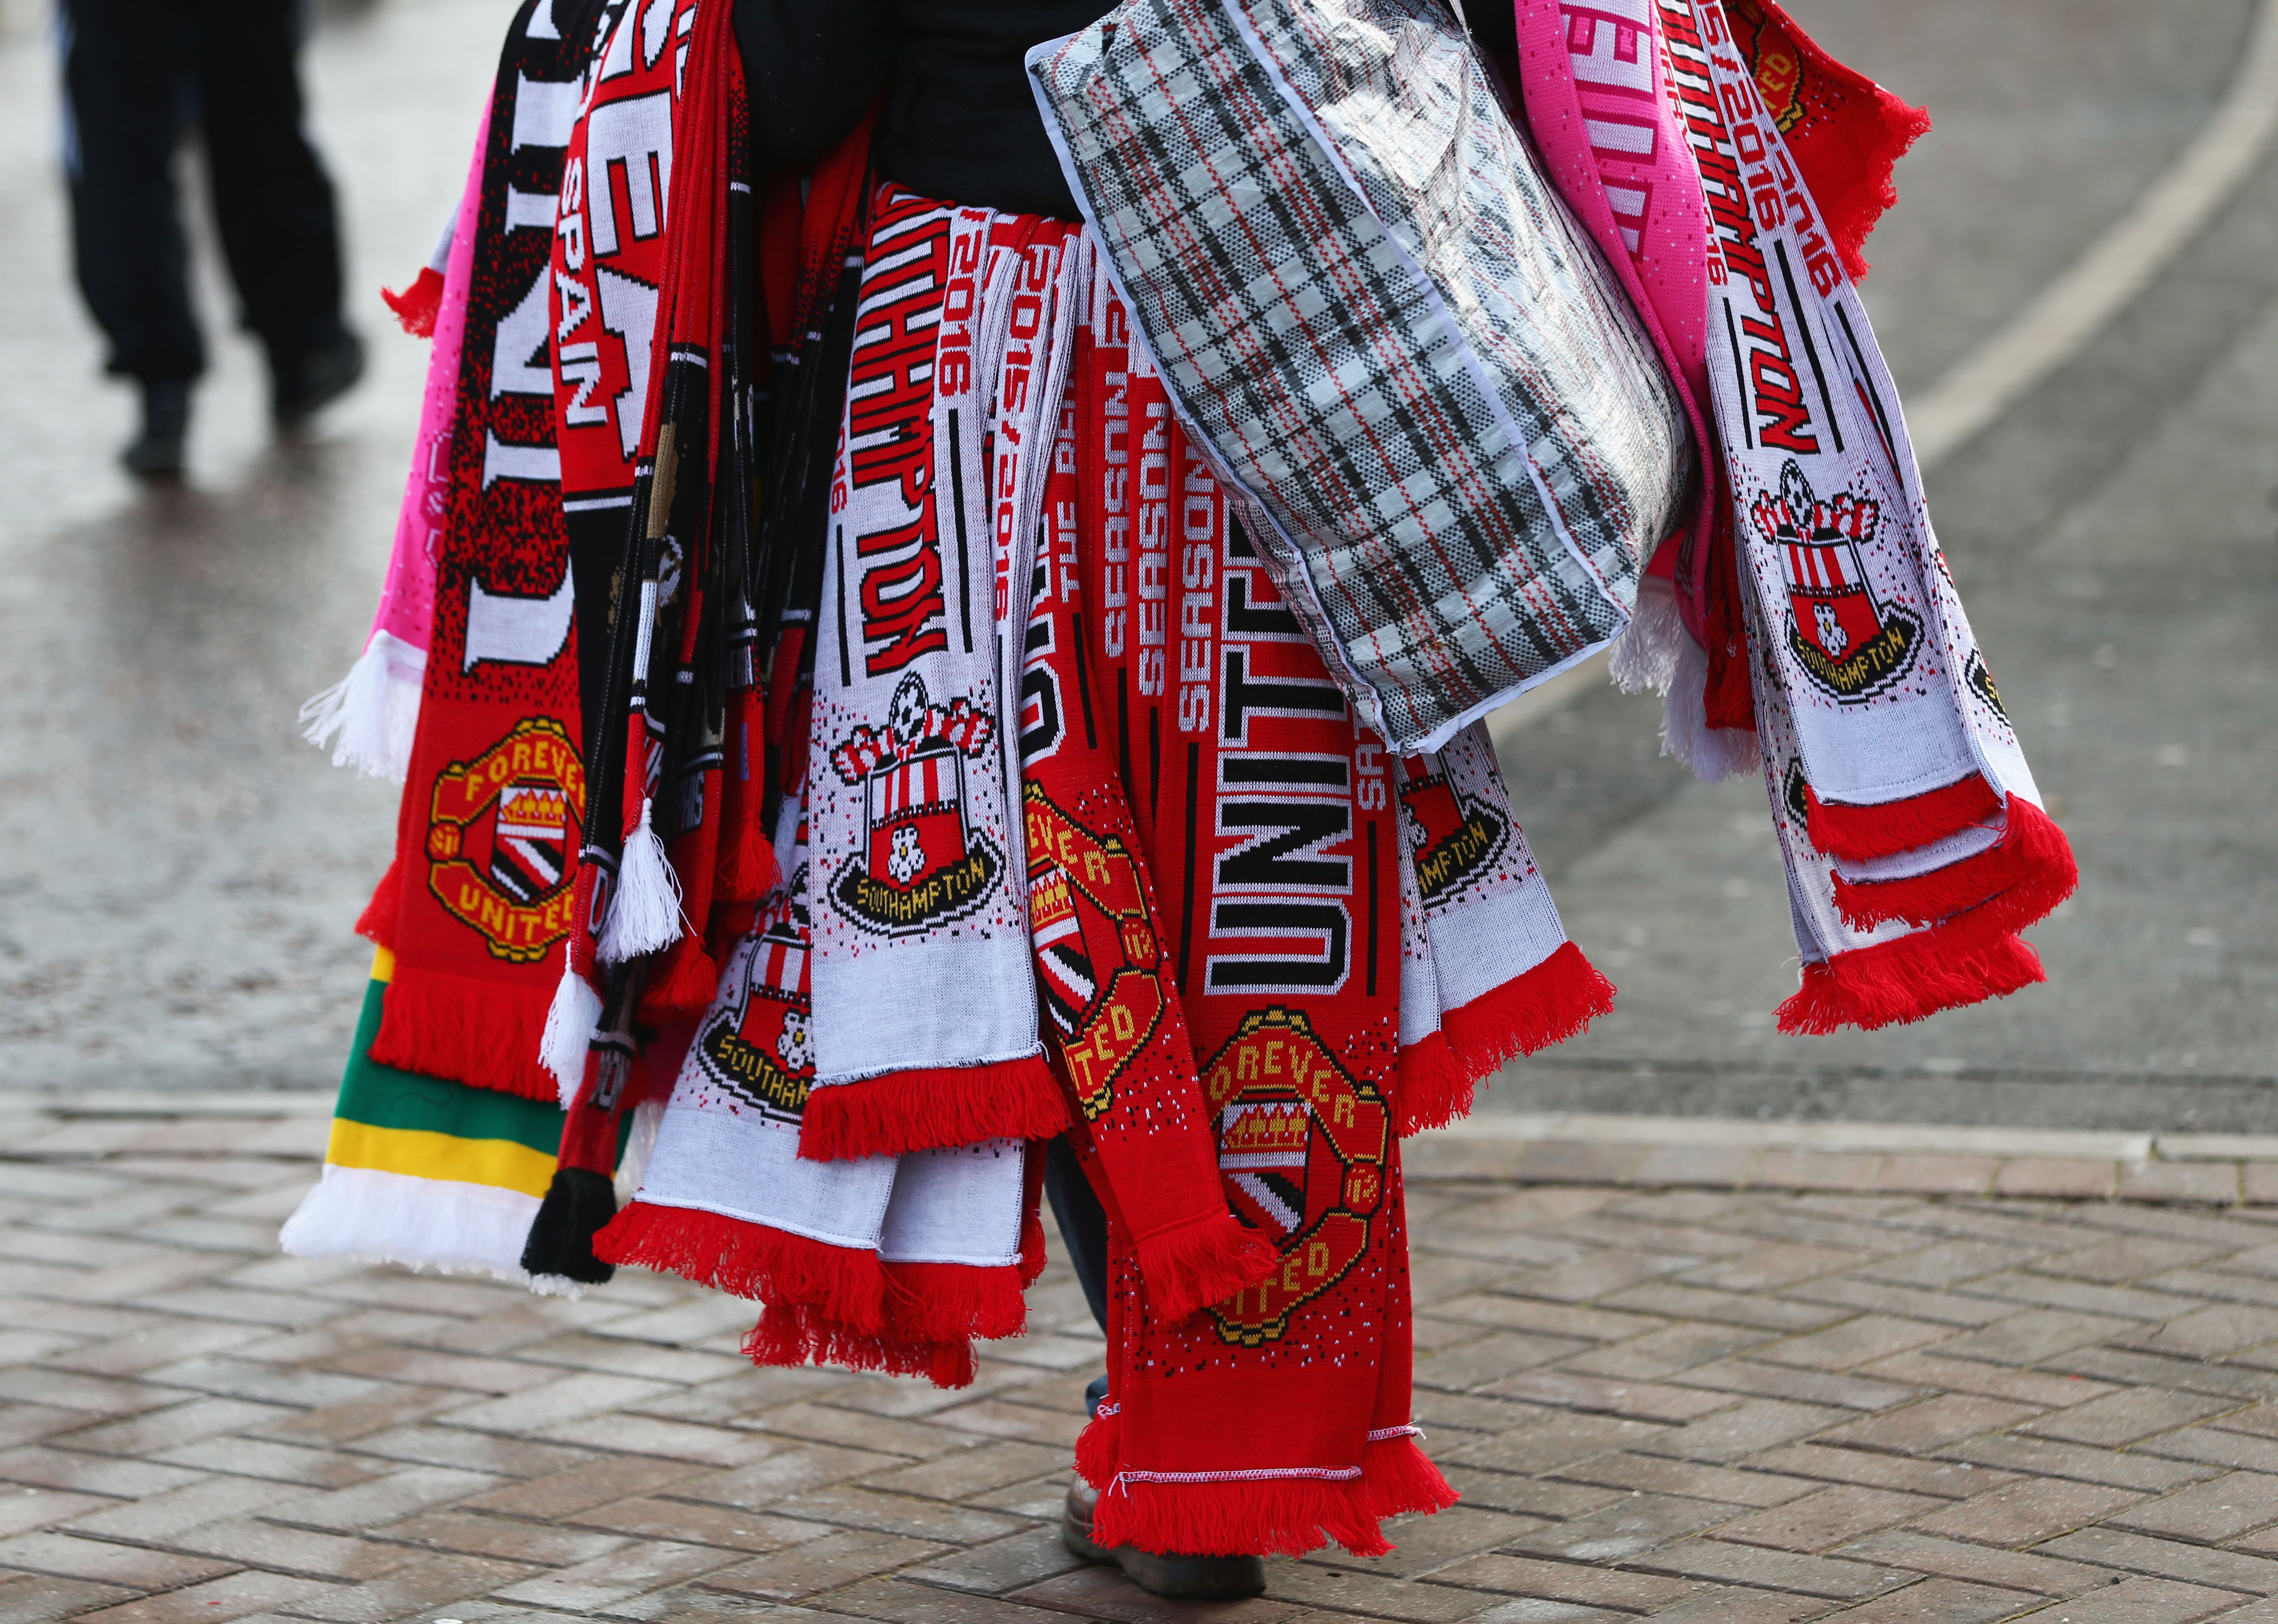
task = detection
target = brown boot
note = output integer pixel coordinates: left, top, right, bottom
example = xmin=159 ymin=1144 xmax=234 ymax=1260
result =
xmin=1061 ymin=1482 xmax=1267 ymax=1600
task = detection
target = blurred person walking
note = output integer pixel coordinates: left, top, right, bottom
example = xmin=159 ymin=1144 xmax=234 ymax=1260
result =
xmin=59 ymin=0 xmax=364 ymax=477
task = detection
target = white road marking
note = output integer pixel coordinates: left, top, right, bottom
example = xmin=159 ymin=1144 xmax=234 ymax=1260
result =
xmin=1907 ymin=0 xmax=2278 ymax=468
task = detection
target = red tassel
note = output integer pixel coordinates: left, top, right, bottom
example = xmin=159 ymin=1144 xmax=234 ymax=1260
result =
xmin=1075 ymin=1406 xmax=1122 ymax=1490
xmin=798 ymin=1054 xmax=1073 ymax=1161
xmin=369 ymin=965 xmax=556 ymax=1100
xmin=1131 ymin=1211 xmax=1278 ymax=1324
xmin=1805 ymin=774 xmax=2001 ymax=863
xmin=355 ymin=855 xmax=403 ymax=949
xmin=380 ymin=266 xmax=444 ymax=338
xmin=592 ymin=1200 xmax=887 ymax=1329
xmin=1439 ymin=941 xmax=1616 ymax=1079
xmin=1835 ymin=796 xmax=2077 ymax=934
xmin=1393 ymin=1031 xmax=1472 ymax=1138
xmin=1088 ymin=1433 xmax=1456 ymax=1559
xmin=638 ymin=933 xmax=722 ymax=1023
xmin=716 ymin=689 xmax=780 ymax=904
xmin=745 ymin=1302 xmax=975 ymax=1389
xmin=881 ymin=1261 xmax=1026 ymax=1342
xmin=1017 ymin=1141 xmax=1049 ymax=1287
xmin=1778 ymin=929 xmax=2044 ymax=1035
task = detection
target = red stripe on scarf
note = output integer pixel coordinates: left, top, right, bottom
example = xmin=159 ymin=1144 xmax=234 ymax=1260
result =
xmin=1805 ymin=774 xmax=2003 ymax=864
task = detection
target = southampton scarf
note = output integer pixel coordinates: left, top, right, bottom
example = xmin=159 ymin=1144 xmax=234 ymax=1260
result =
xmin=282 ymin=948 xmax=576 ymax=1289
xmin=299 ymin=104 xmax=487 ymax=785
xmin=798 ymin=192 xmax=1070 ymax=1159
xmin=1677 ymin=0 xmax=2075 ymax=1029
xmin=1049 ymin=242 xmax=1454 ymax=1559
xmin=1389 ymin=722 xmax=1615 ymax=1133
xmin=595 ymin=798 xmax=1041 ymax=1387
xmin=358 ymin=0 xmax=594 ymax=1101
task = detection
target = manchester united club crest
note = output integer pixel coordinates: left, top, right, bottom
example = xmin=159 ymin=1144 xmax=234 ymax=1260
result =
xmin=1199 ymin=1008 xmax=1391 ymax=1348
xmin=1024 ymin=786 xmax=1167 ymax=1122
xmin=1755 ymin=461 xmax=1920 ymax=703
xmin=425 ymin=718 xmax=586 ymax=962
xmin=693 ymin=901 xmax=814 ymax=1123
xmin=1396 ymin=757 xmax=1509 ymax=906
xmin=826 ymin=672 xmax=1003 ymax=936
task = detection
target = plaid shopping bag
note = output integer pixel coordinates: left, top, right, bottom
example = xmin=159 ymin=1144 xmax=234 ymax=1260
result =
xmin=1028 ymin=0 xmax=1692 ymax=751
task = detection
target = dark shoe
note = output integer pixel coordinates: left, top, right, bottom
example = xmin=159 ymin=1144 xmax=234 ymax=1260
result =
xmin=121 ymin=380 xmax=190 ymax=478
xmin=273 ymin=329 xmax=365 ymax=426
xmin=1062 ymin=1482 xmax=1266 ymax=1601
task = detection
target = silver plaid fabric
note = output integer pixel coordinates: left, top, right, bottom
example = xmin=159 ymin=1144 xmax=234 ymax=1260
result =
xmin=1028 ymin=0 xmax=1691 ymax=751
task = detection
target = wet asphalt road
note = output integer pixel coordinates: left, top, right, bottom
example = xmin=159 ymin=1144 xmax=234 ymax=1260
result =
xmin=0 ymin=0 xmax=2270 ymax=1122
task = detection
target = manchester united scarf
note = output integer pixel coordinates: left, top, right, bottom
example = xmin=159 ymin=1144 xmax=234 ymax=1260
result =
xmin=358 ymin=0 xmax=594 ymax=1101
xmin=299 ymin=102 xmax=487 ymax=785
xmin=282 ymin=948 xmax=576 ymax=1289
xmin=1048 ymin=241 xmax=1454 ymax=1559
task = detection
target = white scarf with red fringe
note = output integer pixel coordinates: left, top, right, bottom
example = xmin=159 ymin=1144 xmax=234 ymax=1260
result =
xmin=593 ymin=800 xmax=1042 ymax=1384
xmin=1678 ymin=0 xmax=2075 ymax=1028
xmin=1389 ymin=721 xmax=1614 ymax=1133
xmin=798 ymin=192 xmax=1077 ymax=1162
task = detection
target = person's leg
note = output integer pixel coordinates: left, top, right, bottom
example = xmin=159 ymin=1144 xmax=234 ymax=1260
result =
xmin=1043 ymin=1135 xmax=1110 ymax=1337
xmin=187 ymin=0 xmax=360 ymax=421
xmin=60 ymin=0 xmax=201 ymax=471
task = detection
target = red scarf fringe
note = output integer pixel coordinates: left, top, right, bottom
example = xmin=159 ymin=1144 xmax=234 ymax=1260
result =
xmin=1778 ymin=928 xmax=2044 ymax=1035
xmin=1833 ymin=796 xmax=2077 ymax=933
xmin=1441 ymin=940 xmax=1617 ymax=1079
xmin=1130 ymin=1212 xmax=1279 ymax=1325
xmin=745 ymin=1302 xmax=974 ymax=1389
xmin=1805 ymin=773 xmax=2001 ymax=863
xmin=369 ymin=966 xmax=555 ymax=1100
xmin=1077 ymin=1419 xmax=1457 ymax=1559
xmin=592 ymin=1199 xmax=887 ymax=1331
xmin=880 ymin=1261 xmax=1026 ymax=1342
xmin=796 ymin=1055 xmax=1071 ymax=1161
xmin=1392 ymin=1031 xmax=1469 ymax=1138
xmin=355 ymin=855 xmax=403 ymax=948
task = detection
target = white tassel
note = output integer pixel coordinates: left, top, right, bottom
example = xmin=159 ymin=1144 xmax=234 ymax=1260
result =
xmin=1660 ymin=634 xmax=1758 ymax=782
xmin=1609 ymin=576 xmax=1686 ymax=696
xmin=597 ymin=798 xmax=684 ymax=963
xmin=614 ymin=1097 xmax=664 ymax=1204
xmin=540 ymin=963 xmax=603 ymax=1105
xmin=299 ymin=631 xmax=426 ymax=781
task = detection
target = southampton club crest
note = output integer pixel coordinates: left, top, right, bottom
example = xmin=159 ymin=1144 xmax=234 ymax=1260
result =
xmin=693 ymin=897 xmax=815 ymax=1123
xmin=1754 ymin=460 xmax=1921 ymax=703
xmin=425 ymin=717 xmax=587 ymax=962
xmin=1396 ymin=756 xmax=1509 ymax=906
xmin=827 ymin=672 xmax=1004 ymax=936
xmin=1200 ymin=1008 xmax=1391 ymax=1348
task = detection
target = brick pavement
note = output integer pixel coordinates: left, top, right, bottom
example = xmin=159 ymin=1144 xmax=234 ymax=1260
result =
xmin=16 ymin=1098 xmax=2278 ymax=1622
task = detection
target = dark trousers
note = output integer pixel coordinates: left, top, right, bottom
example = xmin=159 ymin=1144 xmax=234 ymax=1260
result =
xmin=62 ymin=0 xmax=345 ymax=383
xmin=1043 ymin=1136 xmax=1110 ymax=1334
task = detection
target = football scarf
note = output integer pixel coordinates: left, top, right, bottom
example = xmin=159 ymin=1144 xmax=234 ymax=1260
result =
xmin=1676 ymin=0 xmax=2075 ymax=1027
xmin=282 ymin=948 xmax=576 ymax=1290
xmin=798 ymin=192 xmax=1070 ymax=1161
xmin=300 ymin=101 xmax=488 ymax=785
xmin=361 ymin=0 xmax=594 ymax=1101
xmin=1056 ymin=242 xmax=1454 ymax=1559
xmin=595 ymin=799 xmax=1040 ymax=1388
xmin=1388 ymin=722 xmax=1615 ymax=1133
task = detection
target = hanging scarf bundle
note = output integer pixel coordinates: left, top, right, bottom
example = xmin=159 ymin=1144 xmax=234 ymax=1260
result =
xmin=1675 ymin=0 xmax=2075 ymax=1031
xmin=350 ymin=0 xmax=593 ymax=1101
xmin=796 ymin=191 xmax=1073 ymax=1159
xmin=1388 ymin=722 xmax=1615 ymax=1134
xmin=298 ymin=100 xmax=489 ymax=784
xmin=1037 ymin=243 xmax=1452 ymax=1559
